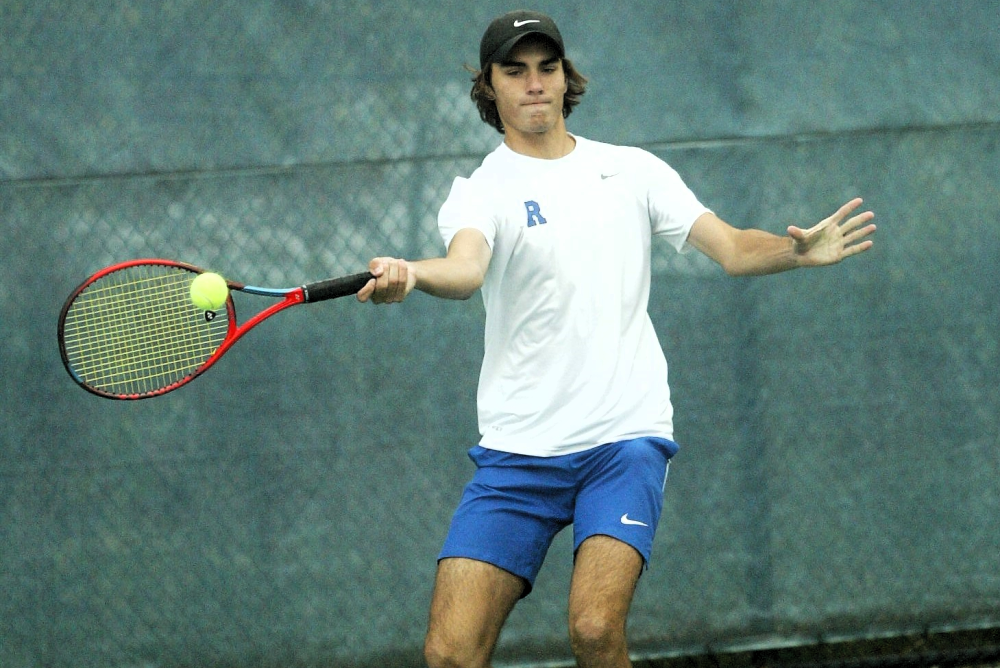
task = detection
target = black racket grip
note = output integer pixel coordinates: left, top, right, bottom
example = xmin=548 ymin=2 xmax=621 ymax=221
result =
xmin=302 ymin=272 xmax=374 ymax=303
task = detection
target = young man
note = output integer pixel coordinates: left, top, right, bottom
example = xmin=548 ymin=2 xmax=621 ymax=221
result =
xmin=357 ymin=10 xmax=876 ymax=668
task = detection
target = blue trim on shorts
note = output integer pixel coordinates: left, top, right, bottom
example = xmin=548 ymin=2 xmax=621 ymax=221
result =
xmin=438 ymin=436 xmax=678 ymax=597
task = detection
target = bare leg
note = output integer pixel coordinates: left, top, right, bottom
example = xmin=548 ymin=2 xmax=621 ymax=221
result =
xmin=567 ymin=535 xmax=644 ymax=668
xmin=424 ymin=557 xmax=525 ymax=668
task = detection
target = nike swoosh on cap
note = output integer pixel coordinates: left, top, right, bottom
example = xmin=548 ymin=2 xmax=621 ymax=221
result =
xmin=620 ymin=514 xmax=649 ymax=527
xmin=513 ymin=19 xmax=541 ymax=27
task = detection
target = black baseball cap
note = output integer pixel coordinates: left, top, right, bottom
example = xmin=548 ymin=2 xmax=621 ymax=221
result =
xmin=479 ymin=10 xmax=565 ymax=70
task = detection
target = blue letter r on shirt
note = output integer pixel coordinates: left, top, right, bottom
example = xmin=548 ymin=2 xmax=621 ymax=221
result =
xmin=525 ymin=201 xmax=547 ymax=227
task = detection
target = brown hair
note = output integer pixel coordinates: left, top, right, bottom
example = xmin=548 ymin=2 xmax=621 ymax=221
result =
xmin=468 ymin=57 xmax=588 ymax=134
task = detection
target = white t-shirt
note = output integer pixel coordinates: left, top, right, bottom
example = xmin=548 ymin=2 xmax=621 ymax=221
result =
xmin=438 ymin=135 xmax=710 ymax=456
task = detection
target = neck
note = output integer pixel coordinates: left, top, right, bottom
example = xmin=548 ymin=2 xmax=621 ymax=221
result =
xmin=504 ymin=123 xmax=576 ymax=159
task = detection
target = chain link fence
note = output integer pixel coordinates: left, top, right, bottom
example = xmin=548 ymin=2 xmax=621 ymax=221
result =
xmin=2 ymin=2 xmax=999 ymax=668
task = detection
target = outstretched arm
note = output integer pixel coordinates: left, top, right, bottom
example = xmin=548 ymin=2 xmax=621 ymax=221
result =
xmin=687 ymin=198 xmax=876 ymax=276
xmin=356 ymin=228 xmax=492 ymax=304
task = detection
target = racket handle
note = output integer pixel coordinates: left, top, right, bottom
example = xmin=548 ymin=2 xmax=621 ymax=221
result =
xmin=302 ymin=272 xmax=374 ymax=303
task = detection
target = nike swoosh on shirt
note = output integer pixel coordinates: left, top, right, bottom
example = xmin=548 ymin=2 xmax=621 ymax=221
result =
xmin=620 ymin=514 xmax=649 ymax=527
xmin=514 ymin=19 xmax=541 ymax=27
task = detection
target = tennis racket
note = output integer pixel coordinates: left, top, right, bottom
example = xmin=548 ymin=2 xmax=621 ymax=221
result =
xmin=58 ymin=258 xmax=373 ymax=400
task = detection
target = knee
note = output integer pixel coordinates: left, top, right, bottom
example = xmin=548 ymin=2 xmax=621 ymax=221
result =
xmin=569 ymin=611 xmax=627 ymax=659
xmin=424 ymin=631 xmax=488 ymax=668
xmin=423 ymin=633 xmax=459 ymax=668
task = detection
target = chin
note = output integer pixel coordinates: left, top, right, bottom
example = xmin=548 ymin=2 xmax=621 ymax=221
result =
xmin=523 ymin=114 xmax=559 ymax=133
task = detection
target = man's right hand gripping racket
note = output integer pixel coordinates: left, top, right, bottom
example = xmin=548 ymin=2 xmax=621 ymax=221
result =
xmin=58 ymin=259 xmax=373 ymax=400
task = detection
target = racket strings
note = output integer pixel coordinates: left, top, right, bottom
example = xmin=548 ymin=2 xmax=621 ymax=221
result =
xmin=61 ymin=265 xmax=230 ymax=396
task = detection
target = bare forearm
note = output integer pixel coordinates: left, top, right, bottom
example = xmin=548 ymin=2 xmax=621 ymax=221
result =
xmin=687 ymin=202 xmax=876 ymax=278
xmin=723 ymin=229 xmax=800 ymax=276
xmin=360 ymin=229 xmax=492 ymax=304
xmin=689 ymin=212 xmax=799 ymax=277
xmin=411 ymin=256 xmax=486 ymax=300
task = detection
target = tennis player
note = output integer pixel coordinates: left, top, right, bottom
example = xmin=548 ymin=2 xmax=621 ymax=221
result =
xmin=358 ymin=10 xmax=876 ymax=668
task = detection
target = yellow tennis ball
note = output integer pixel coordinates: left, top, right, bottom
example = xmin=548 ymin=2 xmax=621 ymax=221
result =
xmin=190 ymin=272 xmax=229 ymax=311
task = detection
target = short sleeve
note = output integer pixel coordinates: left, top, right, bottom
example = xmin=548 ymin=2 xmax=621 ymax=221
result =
xmin=639 ymin=150 xmax=711 ymax=253
xmin=437 ymin=177 xmax=498 ymax=252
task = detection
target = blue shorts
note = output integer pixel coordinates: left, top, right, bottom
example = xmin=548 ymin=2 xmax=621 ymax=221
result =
xmin=438 ymin=436 xmax=679 ymax=596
